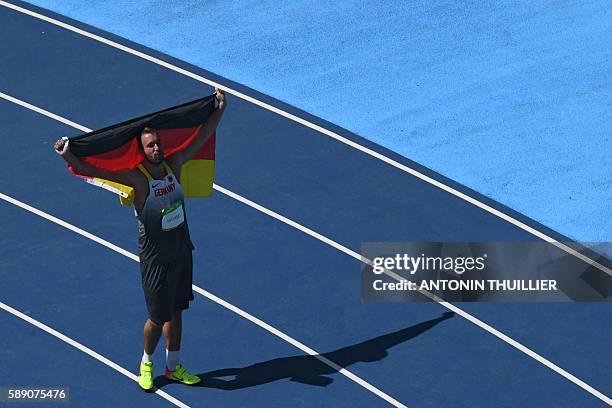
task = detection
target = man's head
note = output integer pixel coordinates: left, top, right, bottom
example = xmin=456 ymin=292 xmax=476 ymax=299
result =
xmin=139 ymin=127 xmax=164 ymax=163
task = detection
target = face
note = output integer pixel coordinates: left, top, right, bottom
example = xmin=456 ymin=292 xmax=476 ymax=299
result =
xmin=141 ymin=131 xmax=164 ymax=163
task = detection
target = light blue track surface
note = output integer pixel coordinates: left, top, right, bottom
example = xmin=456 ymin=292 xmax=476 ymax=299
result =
xmin=1 ymin=2 xmax=611 ymax=407
xmin=24 ymin=0 xmax=612 ymax=243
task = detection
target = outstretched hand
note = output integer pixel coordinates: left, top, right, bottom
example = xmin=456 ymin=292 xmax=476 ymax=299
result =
xmin=54 ymin=137 xmax=70 ymax=156
xmin=215 ymin=88 xmax=226 ymax=110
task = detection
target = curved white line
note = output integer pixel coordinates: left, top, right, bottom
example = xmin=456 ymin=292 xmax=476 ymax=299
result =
xmin=0 ymin=190 xmax=406 ymax=407
xmin=216 ymin=187 xmax=612 ymax=406
xmin=0 ymin=0 xmax=608 ymax=278
xmin=0 ymin=301 xmax=189 ymax=408
xmin=0 ymin=94 xmax=610 ymax=405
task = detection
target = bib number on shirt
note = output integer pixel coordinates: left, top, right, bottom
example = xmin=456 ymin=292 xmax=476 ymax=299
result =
xmin=161 ymin=200 xmax=185 ymax=231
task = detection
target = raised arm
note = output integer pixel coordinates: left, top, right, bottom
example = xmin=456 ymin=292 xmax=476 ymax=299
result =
xmin=169 ymin=88 xmax=227 ymax=168
xmin=54 ymin=138 xmax=135 ymax=187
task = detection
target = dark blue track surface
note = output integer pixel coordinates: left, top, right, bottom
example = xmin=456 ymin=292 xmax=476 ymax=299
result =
xmin=0 ymin=3 xmax=610 ymax=407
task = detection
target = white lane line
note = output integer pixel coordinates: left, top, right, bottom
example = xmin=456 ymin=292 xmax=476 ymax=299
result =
xmin=1 ymin=95 xmax=610 ymax=406
xmin=218 ymin=187 xmax=612 ymax=406
xmin=0 ymin=0 xmax=608 ymax=277
xmin=0 ymin=301 xmax=189 ymax=408
xmin=195 ymin=287 xmax=404 ymax=405
xmin=0 ymin=91 xmax=91 ymax=133
xmin=0 ymin=191 xmax=405 ymax=407
xmin=3 ymin=193 xmax=611 ymax=408
xmin=0 ymin=187 xmax=138 ymax=261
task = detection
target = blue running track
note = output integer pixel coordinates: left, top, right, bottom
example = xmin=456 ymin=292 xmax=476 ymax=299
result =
xmin=0 ymin=2 xmax=610 ymax=407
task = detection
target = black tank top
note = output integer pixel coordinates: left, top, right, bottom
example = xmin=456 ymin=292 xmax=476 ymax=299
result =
xmin=135 ymin=162 xmax=194 ymax=264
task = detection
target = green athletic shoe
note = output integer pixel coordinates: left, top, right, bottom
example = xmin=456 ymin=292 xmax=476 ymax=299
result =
xmin=165 ymin=364 xmax=201 ymax=385
xmin=138 ymin=361 xmax=154 ymax=390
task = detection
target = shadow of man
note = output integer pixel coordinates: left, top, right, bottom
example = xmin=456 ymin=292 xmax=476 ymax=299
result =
xmin=154 ymin=311 xmax=454 ymax=390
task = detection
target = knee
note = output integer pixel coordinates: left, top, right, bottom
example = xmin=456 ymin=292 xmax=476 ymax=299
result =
xmin=146 ymin=318 xmax=163 ymax=328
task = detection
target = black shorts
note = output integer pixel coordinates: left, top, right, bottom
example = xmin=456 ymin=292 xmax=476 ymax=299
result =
xmin=140 ymin=251 xmax=194 ymax=325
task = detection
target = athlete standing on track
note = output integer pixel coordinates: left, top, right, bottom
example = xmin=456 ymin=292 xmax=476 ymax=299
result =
xmin=54 ymin=89 xmax=227 ymax=391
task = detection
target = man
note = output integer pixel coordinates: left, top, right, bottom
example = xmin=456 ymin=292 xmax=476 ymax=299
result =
xmin=54 ymin=89 xmax=227 ymax=390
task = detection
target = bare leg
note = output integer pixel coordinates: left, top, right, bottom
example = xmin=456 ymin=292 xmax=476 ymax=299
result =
xmin=163 ymin=310 xmax=182 ymax=352
xmin=143 ymin=319 xmax=163 ymax=355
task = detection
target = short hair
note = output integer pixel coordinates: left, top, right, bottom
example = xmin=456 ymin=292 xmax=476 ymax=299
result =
xmin=138 ymin=127 xmax=158 ymax=150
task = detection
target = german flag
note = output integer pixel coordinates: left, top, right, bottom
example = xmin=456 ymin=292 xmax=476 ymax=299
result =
xmin=66 ymin=95 xmax=216 ymax=205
